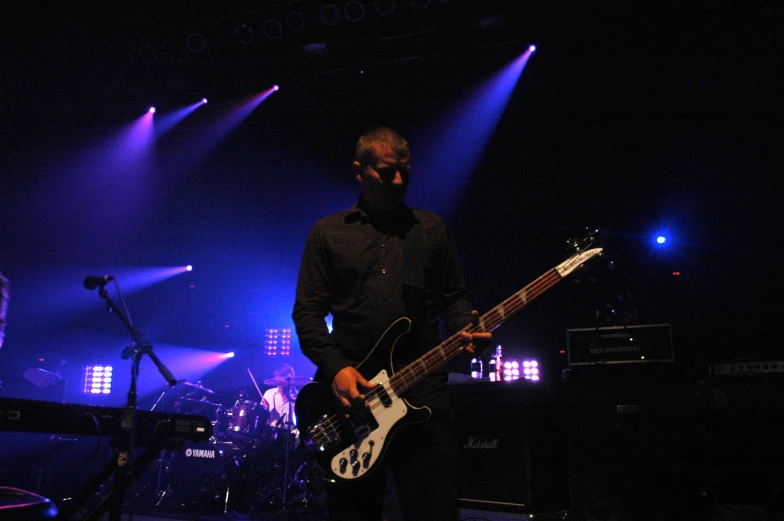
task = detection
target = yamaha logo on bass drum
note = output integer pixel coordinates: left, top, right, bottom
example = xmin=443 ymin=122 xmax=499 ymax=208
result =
xmin=185 ymin=447 xmax=216 ymax=459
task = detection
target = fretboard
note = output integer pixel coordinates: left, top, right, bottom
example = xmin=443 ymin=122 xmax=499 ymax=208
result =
xmin=389 ymin=267 xmax=563 ymax=396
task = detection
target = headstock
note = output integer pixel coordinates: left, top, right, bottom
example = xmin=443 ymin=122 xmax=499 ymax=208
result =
xmin=556 ymin=228 xmax=605 ymax=279
xmin=565 ymin=227 xmax=604 ymax=255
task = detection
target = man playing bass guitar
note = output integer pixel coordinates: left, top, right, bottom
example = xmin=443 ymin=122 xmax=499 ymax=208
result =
xmin=292 ymin=127 xmax=491 ymax=521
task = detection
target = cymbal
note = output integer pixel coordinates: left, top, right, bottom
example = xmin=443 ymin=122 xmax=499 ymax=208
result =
xmin=263 ymin=376 xmax=311 ymax=387
xmin=174 ymin=380 xmax=216 ymax=394
xmin=177 ymin=397 xmax=220 ymax=407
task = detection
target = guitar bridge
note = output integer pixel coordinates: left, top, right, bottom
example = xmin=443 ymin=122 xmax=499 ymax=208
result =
xmin=303 ymin=414 xmax=342 ymax=452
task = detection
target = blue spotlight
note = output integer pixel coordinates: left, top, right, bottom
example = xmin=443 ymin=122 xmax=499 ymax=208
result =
xmin=201 ymin=98 xmax=208 ymax=104
xmin=273 ymin=85 xmax=280 ymax=91
xmin=148 ymin=106 xmax=156 ymax=114
xmin=656 ymin=235 xmax=667 ymax=244
xmin=529 ymin=44 xmax=536 ymax=52
xmin=186 ymin=265 xmax=193 ymax=271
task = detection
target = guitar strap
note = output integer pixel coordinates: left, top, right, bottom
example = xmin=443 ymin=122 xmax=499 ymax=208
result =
xmin=403 ymin=209 xmax=425 ymax=321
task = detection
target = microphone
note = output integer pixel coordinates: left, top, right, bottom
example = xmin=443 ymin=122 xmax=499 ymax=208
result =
xmin=83 ymin=275 xmax=114 ymax=290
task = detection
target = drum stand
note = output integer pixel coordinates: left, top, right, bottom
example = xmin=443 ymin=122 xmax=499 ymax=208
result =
xmin=251 ymin=385 xmax=322 ymax=513
xmin=285 ymin=453 xmax=324 ymax=511
xmin=150 ymin=451 xmax=173 ymax=506
xmin=132 ymin=449 xmax=177 ymax=508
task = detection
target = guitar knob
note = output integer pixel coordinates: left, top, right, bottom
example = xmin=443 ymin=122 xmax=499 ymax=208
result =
xmin=339 ymin=458 xmax=348 ymax=473
xmin=362 ymin=452 xmax=371 ymax=468
xmin=349 ymin=449 xmax=358 ymax=461
xmin=351 ymin=460 xmax=360 ymax=475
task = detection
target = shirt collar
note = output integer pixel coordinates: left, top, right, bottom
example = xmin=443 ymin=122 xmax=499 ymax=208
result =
xmin=346 ymin=199 xmax=418 ymax=227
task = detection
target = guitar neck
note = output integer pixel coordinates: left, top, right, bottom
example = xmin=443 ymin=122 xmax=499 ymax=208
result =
xmin=387 ymin=245 xmax=603 ymax=396
xmin=389 ymin=267 xmax=562 ymax=396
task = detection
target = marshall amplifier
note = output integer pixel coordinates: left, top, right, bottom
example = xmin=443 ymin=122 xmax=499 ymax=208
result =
xmin=447 ymin=379 xmax=569 ymax=513
xmin=566 ymin=323 xmax=673 ymax=366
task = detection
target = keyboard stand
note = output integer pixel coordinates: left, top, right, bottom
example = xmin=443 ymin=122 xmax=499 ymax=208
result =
xmin=56 ymin=435 xmax=180 ymax=521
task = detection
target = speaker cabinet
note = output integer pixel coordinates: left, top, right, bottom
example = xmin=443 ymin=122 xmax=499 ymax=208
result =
xmin=448 ymin=380 xmax=570 ymax=513
xmin=705 ymin=374 xmax=784 ymax=509
xmin=563 ymin=365 xmax=705 ymax=520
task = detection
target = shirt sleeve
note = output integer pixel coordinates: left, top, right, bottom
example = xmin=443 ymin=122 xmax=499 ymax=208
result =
xmin=262 ymin=388 xmax=278 ymax=421
xmin=292 ymin=224 xmax=353 ymax=384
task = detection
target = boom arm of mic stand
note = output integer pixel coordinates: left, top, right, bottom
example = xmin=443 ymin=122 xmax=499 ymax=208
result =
xmin=123 ymin=332 xmax=177 ymax=386
xmin=96 ymin=286 xmax=178 ymax=387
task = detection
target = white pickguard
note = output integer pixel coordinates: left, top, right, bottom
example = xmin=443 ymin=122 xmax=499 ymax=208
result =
xmin=329 ymin=369 xmax=408 ymax=479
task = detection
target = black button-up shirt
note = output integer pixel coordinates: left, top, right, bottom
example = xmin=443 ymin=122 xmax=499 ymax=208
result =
xmin=292 ymin=203 xmax=474 ymax=398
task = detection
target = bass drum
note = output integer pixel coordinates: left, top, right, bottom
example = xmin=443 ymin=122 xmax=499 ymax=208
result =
xmin=165 ymin=441 xmax=240 ymax=512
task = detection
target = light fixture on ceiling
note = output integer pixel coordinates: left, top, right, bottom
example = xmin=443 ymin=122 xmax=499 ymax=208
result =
xmin=233 ymin=23 xmax=255 ymax=45
xmin=262 ymin=18 xmax=283 ymax=40
xmin=319 ymin=4 xmax=341 ymax=27
xmin=186 ymin=32 xmax=208 ymax=53
xmin=344 ymin=0 xmax=366 ymax=23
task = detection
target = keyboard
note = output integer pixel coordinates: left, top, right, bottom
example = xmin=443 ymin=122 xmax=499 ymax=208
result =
xmin=0 ymin=397 xmax=212 ymax=443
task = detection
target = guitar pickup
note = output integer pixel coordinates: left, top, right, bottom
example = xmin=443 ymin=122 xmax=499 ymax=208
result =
xmin=346 ymin=409 xmax=378 ymax=440
xmin=375 ymin=385 xmax=393 ymax=408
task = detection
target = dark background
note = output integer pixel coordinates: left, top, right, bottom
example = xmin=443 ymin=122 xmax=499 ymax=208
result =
xmin=0 ymin=0 xmax=781 ymax=404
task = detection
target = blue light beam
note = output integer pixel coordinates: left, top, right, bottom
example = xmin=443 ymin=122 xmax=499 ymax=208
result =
xmin=410 ymin=47 xmax=536 ymax=215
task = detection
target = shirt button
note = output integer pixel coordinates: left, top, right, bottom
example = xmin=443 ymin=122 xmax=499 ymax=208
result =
xmin=381 ymin=269 xmax=386 ymax=274
xmin=381 ymin=243 xmax=386 ymax=248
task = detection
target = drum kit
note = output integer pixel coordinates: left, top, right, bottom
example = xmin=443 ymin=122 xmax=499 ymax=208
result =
xmin=138 ymin=374 xmax=323 ymax=515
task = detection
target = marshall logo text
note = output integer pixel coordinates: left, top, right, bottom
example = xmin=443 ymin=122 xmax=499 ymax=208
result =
xmin=464 ymin=436 xmax=500 ymax=449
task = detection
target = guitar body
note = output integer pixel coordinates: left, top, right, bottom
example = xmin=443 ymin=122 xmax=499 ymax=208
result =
xmin=295 ymin=317 xmax=431 ymax=481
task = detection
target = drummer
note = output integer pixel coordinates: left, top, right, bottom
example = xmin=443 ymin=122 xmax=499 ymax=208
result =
xmin=261 ymin=363 xmax=297 ymax=428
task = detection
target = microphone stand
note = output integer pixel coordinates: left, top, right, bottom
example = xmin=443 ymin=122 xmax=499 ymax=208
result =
xmin=88 ymin=281 xmax=177 ymax=521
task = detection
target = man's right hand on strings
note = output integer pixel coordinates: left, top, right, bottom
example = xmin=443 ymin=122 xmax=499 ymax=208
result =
xmin=332 ymin=366 xmax=376 ymax=409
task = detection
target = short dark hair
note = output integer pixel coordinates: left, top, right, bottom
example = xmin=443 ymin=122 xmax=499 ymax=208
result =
xmin=355 ymin=127 xmax=410 ymax=165
xmin=274 ymin=363 xmax=295 ymax=378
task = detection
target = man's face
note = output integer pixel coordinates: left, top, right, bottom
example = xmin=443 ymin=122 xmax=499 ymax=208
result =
xmin=354 ymin=145 xmax=410 ymax=209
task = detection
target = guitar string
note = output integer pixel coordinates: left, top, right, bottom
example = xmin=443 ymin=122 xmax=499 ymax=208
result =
xmin=306 ymin=270 xmax=562 ymax=447
xmin=305 ymin=269 xmax=562 ymax=448
xmin=389 ymin=270 xmax=561 ymax=397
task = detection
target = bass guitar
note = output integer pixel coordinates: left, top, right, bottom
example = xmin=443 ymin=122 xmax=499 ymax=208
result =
xmin=295 ymin=234 xmax=604 ymax=481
